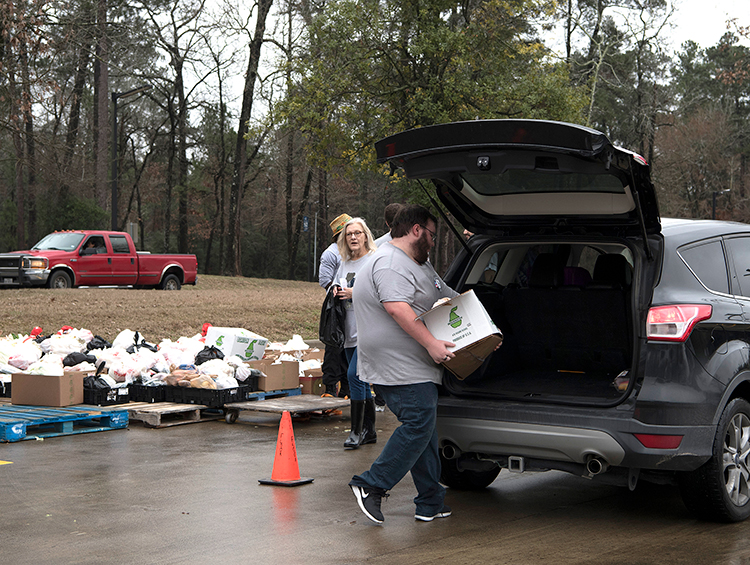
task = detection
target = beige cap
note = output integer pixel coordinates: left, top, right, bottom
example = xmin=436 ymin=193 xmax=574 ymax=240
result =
xmin=330 ymin=214 xmax=352 ymax=241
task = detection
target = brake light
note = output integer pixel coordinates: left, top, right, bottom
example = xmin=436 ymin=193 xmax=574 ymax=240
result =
xmin=646 ymin=304 xmax=712 ymax=342
xmin=634 ymin=434 xmax=683 ymax=449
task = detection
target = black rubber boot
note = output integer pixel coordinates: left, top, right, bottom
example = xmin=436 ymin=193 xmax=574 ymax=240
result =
xmin=361 ymin=398 xmax=377 ymax=445
xmin=344 ymin=400 xmax=365 ymax=449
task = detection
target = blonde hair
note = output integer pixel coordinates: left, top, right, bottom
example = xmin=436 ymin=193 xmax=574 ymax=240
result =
xmin=337 ymin=217 xmax=377 ymax=261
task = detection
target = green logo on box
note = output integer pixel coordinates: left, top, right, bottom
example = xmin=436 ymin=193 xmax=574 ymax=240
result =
xmin=245 ymin=339 xmax=257 ymax=357
xmin=449 ymin=306 xmax=462 ymax=329
xmin=216 ymin=335 xmax=224 ymax=347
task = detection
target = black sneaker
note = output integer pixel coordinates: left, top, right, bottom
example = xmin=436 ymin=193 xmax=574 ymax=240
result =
xmin=415 ymin=505 xmax=452 ymax=522
xmin=350 ymin=485 xmax=387 ymax=524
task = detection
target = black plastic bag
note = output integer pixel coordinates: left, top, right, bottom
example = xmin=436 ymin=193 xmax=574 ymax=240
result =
xmin=83 ymin=375 xmax=111 ymax=390
xmin=319 ymin=286 xmax=346 ymax=348
xmin=87 ymin=335 xmax=112 ymax=350
xmin=125 ymin=331 xmax=158 ymax=354
xmin=63 ymin=352 xmax=97 ymax=367
xmin=194 ymin=345 xmax=224 ymax=365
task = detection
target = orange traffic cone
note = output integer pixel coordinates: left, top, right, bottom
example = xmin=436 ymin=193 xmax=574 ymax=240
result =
xmin=259 ymin=411 xmax=314 ymax=486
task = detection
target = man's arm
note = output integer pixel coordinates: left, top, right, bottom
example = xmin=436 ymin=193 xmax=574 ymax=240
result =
xmin=383 ymin=301 xmax=455 ymax=364
xmin=318 ymin=248 xmax=339 ymax=289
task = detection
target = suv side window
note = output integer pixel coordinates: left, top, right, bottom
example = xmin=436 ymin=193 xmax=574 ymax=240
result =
xmin=109 ymin=235 xmax=131 ymax=254
xmin=726 ymin=237 xmax=750 ymax=297
xmin=680 ymin=239 xmax=729 ymax=294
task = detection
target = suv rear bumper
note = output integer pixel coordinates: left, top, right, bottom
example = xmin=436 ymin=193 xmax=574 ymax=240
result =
xmin=437 ymin=401 xmax=716 ymax=472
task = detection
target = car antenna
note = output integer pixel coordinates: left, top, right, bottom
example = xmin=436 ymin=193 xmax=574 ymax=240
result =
xmin=416 ymin=179 xmax=471 ymax=254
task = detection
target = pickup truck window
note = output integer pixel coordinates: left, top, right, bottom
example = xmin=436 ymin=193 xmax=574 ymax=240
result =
xmin=83 ymin=236 xmax=107 ymax=254
xmin=109 ymin=235 xmax=131 ymax=253
xmin=33 ymin=233 xmax=84 ymax=251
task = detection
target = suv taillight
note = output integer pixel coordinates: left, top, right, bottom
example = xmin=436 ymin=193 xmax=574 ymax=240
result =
xmin=646 ymin=304 xmax=712 ymax=342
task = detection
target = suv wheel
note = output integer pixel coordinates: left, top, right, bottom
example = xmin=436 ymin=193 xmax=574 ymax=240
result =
xmin=440 ymin=453 xmax=501 ymax=490
xmin=679 ymin=398 xmax=750 ymax=522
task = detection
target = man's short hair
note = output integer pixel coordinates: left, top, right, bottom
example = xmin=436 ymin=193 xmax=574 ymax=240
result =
xmin=383 ymin=203 xmax=402 ymax=227
xmin=391 ymin=204 xmax=437 ymax=238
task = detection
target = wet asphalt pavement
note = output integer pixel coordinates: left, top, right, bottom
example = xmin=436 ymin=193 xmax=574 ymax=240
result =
xmin=3 ymin=406 xmax=750 ymax=565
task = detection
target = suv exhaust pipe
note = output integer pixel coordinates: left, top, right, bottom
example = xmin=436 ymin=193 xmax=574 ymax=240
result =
xmin=441 ymin=443 xmax=462 ymax=460
xmin=585 ymin=455 xmax=609 ymax=476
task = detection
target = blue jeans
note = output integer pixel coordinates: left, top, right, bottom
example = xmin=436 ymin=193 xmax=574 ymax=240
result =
xmin=349 ymin=382 xmax=445 ymax=516
xmin=344 ymin=347 xmax=371 ymax=401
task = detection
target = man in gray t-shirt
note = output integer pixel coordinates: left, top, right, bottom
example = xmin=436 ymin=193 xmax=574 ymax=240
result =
xmin=349 ymin=204 xmax=458 ymax=524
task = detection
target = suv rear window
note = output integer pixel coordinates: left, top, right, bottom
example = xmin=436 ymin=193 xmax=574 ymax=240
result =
xmin=463 ymin=169 xmax=626 ymax=196
xmin=680 ymin=240 xmax=729 ymax=294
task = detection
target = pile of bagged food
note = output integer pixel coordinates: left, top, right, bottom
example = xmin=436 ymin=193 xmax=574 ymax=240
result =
xmin=0 ymin=325 xmax=323 ymax=394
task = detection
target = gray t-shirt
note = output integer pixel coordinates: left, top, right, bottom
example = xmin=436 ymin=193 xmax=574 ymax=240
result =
xmin=336 ymin=253 xmax=374 ymax=349
xmin=318 ymin=242 xmax=341 ymax=289
xmin=353 ymin=243 xmax=458 ymax=386
xmin=374 ymin=232 xmax=392 ymax=247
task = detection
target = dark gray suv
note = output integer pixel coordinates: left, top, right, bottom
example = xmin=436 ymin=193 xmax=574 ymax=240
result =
xmin=376 ymin=119 xmax=750 ymax=522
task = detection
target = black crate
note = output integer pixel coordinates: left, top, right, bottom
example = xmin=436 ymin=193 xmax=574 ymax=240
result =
xmin=163 ymin=384 xmax=257 ymax=408
xmin=83 ymin=386 xmax=130 ymax=406
xmin=0 ymin=381 xmax=10 ymax=398
xmin=128 ymin=384 xmax=167 ymax=403
xmin=239 ymin=374 xmax=259 ymax=393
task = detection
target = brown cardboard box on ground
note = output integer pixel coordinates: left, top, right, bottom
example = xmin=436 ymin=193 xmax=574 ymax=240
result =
xmin=302 ymin=349 xmax=325 ymax=362
xmin=300 ymin=375 xmax=324 ymax=395
xmin=11 ymin=371 xmax=85 ymax=406
xmin=246 ymin=360 xmax=300 ymax=391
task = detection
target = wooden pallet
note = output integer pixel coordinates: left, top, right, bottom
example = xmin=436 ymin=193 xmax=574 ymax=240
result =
xmin=125 ymin=402 xmax=223 ymax=428
xmin=224 ymin=394 xmax=348 ymax=423
xmin=0 ymin=404 xmax=128 ymax=442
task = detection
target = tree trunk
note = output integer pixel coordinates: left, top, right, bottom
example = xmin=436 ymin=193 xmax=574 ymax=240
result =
xmin=287 ymin=169 xmax=313 ymax=279
xmin=228 ymin=0 xmax=274 ymax=276
xmin=94 ymin=0 xmax=109 ymax=210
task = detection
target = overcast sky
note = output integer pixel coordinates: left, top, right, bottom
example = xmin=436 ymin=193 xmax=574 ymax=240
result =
xmin=668 ymin=0 xmax=746 ymax=49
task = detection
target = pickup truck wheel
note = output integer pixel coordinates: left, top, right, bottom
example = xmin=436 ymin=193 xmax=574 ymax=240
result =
xmin=48 ymin=271 xmax=72 ymax=289
xmin=678 ymin=398 xmax=750 ymax=522
xmin=160 ymin=274 xmax=181 ymax=290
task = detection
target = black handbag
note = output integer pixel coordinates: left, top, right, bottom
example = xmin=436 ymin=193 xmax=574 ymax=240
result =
xmin=319 ymin=285 xmax=346 ymax=348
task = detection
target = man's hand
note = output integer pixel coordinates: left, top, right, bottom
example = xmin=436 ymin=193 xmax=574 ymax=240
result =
xmin=427 ymin=341 xmax=457 ymax=365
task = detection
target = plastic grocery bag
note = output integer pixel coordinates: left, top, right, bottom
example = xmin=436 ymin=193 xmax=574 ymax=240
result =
xmin=194 ymin=345 xmax=224 ymax=365
xmin=319 ymin=286 xmax=346 ymax=348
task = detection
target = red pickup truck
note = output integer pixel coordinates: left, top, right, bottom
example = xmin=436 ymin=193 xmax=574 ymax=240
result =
xmin=0 ymin=230 xmax=198 ymax=290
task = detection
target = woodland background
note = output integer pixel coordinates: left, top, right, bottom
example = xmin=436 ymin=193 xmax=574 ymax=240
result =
xmin=0 ymin=0 xmax=748 ymax=280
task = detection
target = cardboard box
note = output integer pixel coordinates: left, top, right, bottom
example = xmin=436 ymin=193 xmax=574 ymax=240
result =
xmin=205 ymin=327 xmax=268 ymax=361
xmin=300 ymin=375 xmax=324 ymax=395
xmin=302 ymin=349 xmax=325 ymax=362
xmin=419 ymin=290 xmax=503 ymax=379
xmin=11 ymin=371 xmax=85 ymax=406
xmin=246 ymin=360 xmax=300 ymax=391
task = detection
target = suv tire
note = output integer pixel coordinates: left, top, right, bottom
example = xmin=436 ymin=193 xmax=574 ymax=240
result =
xmin=440 ymin=454 xmax=501 ymax=490
xmin=678 ymin=398 xmax=750 ymax=522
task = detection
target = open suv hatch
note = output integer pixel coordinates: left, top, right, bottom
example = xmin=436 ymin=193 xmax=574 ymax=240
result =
xmin=376 ymin=119 xmax=750 ymax=522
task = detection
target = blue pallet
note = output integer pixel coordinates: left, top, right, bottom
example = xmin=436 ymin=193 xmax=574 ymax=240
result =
xmin=0 ymin=405 xmax=128 ymax=443
xmin=244 ymin=387 xmax=302 ymax=401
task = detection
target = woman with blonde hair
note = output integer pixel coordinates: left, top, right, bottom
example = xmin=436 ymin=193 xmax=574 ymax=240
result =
xmin=333 ymin=217 xmax=378 ymax=449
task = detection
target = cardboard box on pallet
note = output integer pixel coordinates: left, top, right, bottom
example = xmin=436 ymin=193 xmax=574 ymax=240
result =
xmin=302 ymin=349 xmax=325 ymax=362
xmin=418 ymin=290 xmax=503 ymax=379
xmin=205 ymin=327 xmax=268 ymax=361
xmin=246 ymin=360 xmax=300 ymax=391
xmin=300 ymin=375 xmax=324 ymax=395
xmin=11 ymin=371 xmax=85 ymax=407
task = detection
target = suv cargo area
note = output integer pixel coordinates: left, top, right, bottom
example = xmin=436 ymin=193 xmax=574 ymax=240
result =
xmin=446 ymin=241 xmax=636 ymax=404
